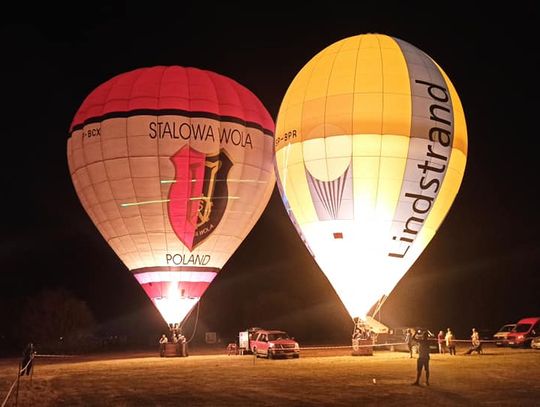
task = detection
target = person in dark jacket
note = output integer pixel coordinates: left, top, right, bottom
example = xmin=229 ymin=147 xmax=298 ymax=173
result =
xmin=412 ymin=331 xmax=430 ymax=386
xmin=20 ymin=342 xmax=35 ymax=376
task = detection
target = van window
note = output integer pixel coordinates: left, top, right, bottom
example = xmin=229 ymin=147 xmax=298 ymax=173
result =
xmin=500 ymin=325 xmax=514 ymax=332
xmin=514 ymin=323 xmax=532 ymax=333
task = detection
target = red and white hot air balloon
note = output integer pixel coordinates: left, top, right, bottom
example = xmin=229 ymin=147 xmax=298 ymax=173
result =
xmin=67 ymin=66 xmax=275 ymax=325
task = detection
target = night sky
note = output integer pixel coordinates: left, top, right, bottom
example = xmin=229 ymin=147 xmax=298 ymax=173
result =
xmin=1 ymin=3 xmax=538 ymax=344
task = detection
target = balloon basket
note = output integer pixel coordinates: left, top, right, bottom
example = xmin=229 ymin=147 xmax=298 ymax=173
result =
xmin=352 ymin=339 xmax=373 ymax=356
xmin=164 ymin=342 xmax=188 ymax=357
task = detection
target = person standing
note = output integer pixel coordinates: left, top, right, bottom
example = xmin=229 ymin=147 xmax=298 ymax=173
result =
xmin=445 ymin=328 xmax=456 ymax=355
xmin=159 ymin=334 xmax=168 ymax=357
xmin=20 ymin=342 xmax=35 ymax=376
xmin=437 ymin=330 xmax=446 ymax=354
xmin=405 ymin=329 xmax=414 ymax=358
xmin=412 ymin=331 xmax=430 ymax=386
xmin=471 ymin=328 xmax=480 ymax=347
xmin=465 ymin=328 xmax=482 ymax=355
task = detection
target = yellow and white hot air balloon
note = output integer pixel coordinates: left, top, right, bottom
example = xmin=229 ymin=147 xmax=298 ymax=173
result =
xmin=274 ymin=34 xmax=467 ymax=323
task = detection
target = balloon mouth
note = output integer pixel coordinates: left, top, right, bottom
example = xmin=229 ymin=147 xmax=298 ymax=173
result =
xmin=133 ymin=267 xmax=218 ymax=325
xmin=154 ymin=296 xmax=199 ymax=325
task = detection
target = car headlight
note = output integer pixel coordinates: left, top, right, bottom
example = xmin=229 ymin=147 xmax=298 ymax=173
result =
xmin=268 ymin=343 xmax=275 ymax=348
xmin=294 ymin=343 xmax=299 ymax=349
xmin=517 ymin=335 xmax=524 ymax=339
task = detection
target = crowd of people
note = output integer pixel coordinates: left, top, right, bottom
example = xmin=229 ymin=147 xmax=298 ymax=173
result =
xmin=352 ymin=326 xmax=376 ymax=341
xmin=404 ymin=326 xmax=482 ymax=357
xmin=406 ymin=326 xmax=484 ymax=386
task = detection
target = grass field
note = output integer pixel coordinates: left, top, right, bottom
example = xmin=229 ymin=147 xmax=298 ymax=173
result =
xmin=1 ymin=344 xmax=539 ymax=406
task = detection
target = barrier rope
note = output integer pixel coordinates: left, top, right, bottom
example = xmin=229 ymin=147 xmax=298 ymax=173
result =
xmin=299 ymin=338 xmax=499 ymax=350
xmin=299 ymin=342 xmax=407 ymax=350
xmin=1 ymin=354 xmax=35 ymax=407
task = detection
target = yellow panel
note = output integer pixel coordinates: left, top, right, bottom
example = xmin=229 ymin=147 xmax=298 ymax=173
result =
xmin=352 ymin=156 xmax=380 ymax=179
xmin=326 ymin=135 xmax=352 ymax=159
xmin=354 ymin=47 xmax=382 ymax=93
xmin=381 ymin=134 xmax=409 ymax=160
xmin=376 ymin=156 xmax=407 ymax=219
xmin=304 ymin=134 xmax=352 ymax=181
xmin=382 ymin=94 xmax=412 ymax=136
xmin=380 ymin=40 xmax=411 ymax=137
xmin=352 ymin=93 xmax=383 ymax=135
xmin=278 ymin=163 xmax=312 ymax=226
xmin=284 ymin=161 xmax=317 ymax=225
xmin=305 ymin=53 xmax=337 ymax=101
xmin=377 ymin=34 xmax=396 ymax=49
xmin=352 ymin=133 xmax=382 ymax=157
xmin=327 ymin=49 xmax=357 ymax=96
xmin=304 ymin=158 xmax=329 ymax=181
xmin=280 ymin=60 xmax=317 ymax=112
xmin=302 ymin=136 xmax=326 ymax=164
xmin=380 ymin=47 xmax=409 ymax=91
xmin=358 ymin=34 xmax=380 ymax=49
xmin=324 ymin=94 xmax=353 ymax=136
xmin=319 ymin=37 xmax=345 ymax=56
xmin=327 ymin=157 xmax=351 ymax=181
xmin=352 ymin=155 xmax=379 ymax=222
xmin=301 ymin=97 xmax=326 ymax=139
xmin=339 ymin=35 xmax=361 ymax=51
xmin=379 ymin=157 xmax=407 ymax=182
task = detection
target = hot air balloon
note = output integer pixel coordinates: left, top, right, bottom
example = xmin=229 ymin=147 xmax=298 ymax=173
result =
xmin=274 ymin=34 xmax=467 ymax=326
xmin=67 ymin=66 xmax=275 ymax=326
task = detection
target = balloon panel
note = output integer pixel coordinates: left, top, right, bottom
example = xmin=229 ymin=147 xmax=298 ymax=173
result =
xmin=275 ymin=34 xmax=467 ymax=320
xmin=68 ymin=66 xmax=275 ymax=324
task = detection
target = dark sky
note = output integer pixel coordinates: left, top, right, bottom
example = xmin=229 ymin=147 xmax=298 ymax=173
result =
xmin=1 ymin=3 xmax=538 ymax=343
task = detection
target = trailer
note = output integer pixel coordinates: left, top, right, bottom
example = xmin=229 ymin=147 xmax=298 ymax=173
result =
xmin=238 ymin=327 xmax=263 ymax=354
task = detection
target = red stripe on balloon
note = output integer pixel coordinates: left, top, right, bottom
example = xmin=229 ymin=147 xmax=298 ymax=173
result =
xmin=70 ymin=66 xmax=274 ymax=133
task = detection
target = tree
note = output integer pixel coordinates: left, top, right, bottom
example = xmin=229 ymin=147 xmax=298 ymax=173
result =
xmin=19 ymin=288 xmax=96 ymax=352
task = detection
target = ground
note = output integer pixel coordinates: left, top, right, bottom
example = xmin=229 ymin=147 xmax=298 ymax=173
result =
xmin=1 ymin=344 xmax=539 ymax=406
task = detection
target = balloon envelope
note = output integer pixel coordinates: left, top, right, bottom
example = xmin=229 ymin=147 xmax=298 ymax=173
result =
xmin=68 ymin=66 xmax=275 ymax=325
xmin=274 ymin=34 xmax=467 ymax=320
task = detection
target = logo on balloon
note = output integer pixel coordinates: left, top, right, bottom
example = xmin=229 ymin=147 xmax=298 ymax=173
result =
xmin=168 ymin=146 xmax=233 ymax=251
xmin=306 ymin=165 xmax=353 ymax=220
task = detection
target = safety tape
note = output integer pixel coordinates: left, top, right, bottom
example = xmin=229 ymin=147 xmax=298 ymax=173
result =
xmin=300 ymin=342 xmax=406 ymax=350
xmin=299 ymin=339 xmax=497 ymax=350
xmin=1 ymin=355 xmax=34 ymax=407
